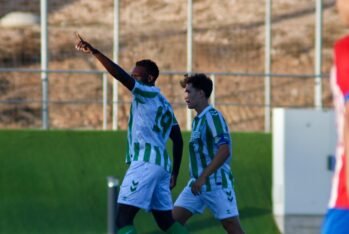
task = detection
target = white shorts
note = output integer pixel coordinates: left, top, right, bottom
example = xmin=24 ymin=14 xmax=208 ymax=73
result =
xmin=117 ymin=161 xmax=172 ymax=211
xmin=174 ymin=185 xmax=239 ymax=220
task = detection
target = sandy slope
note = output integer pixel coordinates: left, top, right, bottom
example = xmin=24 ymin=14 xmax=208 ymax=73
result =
xmin=0 ymin=0 xmax=343 ymax=130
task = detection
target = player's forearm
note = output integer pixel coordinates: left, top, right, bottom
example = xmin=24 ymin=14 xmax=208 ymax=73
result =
xmin=170 ymin=125 xmax=183 ymax=176
xmin=172 ymin=143 xmax=183 ymax=176
xmin=92 ymin=50 xmax=135 ymax=90
xmin=199 ymin=144 xmax=229 ymax=180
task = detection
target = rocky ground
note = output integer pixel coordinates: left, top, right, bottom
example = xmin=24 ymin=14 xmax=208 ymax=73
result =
xmin=0 ymin=0 xmax=344 ymax=131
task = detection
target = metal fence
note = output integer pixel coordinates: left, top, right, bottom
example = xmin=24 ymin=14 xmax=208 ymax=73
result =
xmin=0 ymin=0 xmax=338 ymax=132
xmin=0 ymin=68 xmax=331 ymax=132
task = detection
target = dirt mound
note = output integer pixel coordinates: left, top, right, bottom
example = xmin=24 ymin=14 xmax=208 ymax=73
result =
xmin=0 ymin=0 xmax=341 ymax=131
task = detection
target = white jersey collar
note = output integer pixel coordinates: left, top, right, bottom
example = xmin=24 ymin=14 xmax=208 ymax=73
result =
xmin=196 ymin=105 xmax=212 ymax=119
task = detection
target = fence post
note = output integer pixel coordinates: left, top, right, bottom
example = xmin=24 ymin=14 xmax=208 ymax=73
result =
xmin=264 ymin=0 xmax=272 ymax=133
xmin=314 ymin=0 xmax=323 ymax=109
xmin=210 ymin=74 xmax=215 ymax=107
xmin=40 ymin=0 xmax=49 ymax=129
xmin=103 ymin=73 xmax=108 ymax=130
xmin=186 ymin=0 xmax=193 ymax=131
xmin=107 ymin=176 xmax=119 ymax=234
xmin=112 ymin=0 xmax=120 ymax=130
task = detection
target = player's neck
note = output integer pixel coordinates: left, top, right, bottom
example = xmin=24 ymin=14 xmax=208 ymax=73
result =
xmin=195 ymin=101 xmax=209 ymax=115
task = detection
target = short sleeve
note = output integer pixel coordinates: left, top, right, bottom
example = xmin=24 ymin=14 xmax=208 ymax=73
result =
xmin=207 ymin=110 xmax=230 ymax=147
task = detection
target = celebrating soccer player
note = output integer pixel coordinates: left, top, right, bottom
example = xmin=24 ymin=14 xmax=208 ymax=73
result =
xmin=173 ymin=73 xmax=245 ymax=234
xmin=75 ymin=33 xmax=188 ymax=234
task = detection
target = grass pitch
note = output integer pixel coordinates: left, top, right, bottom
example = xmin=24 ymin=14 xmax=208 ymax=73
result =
xmin=0 ymin=130 xmax=279 ymax=234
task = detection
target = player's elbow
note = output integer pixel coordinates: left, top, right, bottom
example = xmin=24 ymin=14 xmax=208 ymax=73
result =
xmin=170 ymin=125 xmax=183 ymax=146
xmin=219 ymin=144 xmax=230 ymax=159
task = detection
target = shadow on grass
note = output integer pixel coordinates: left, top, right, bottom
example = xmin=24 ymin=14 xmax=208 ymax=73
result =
xmin=143 ymin=217 xmax=219 ymax=234
xmin=239 ymin=207 xmax=271 ymax=220
xmin=144 ymin=207 xmax=271 ymax=234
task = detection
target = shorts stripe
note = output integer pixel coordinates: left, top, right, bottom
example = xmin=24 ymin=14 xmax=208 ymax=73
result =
xmin=155 ymin=146 xmax=161 ymax=165
xmin=144 ymin=143 xmax=151 ymax=162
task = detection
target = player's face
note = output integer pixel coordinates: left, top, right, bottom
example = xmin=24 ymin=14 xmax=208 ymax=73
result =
xmin=131 ymin=66 xmax=150 ymax=84
xmin=184 ymin=83 xmax=204 ymax=110
xmin=337 ymin=0 xmax=349 ymax=26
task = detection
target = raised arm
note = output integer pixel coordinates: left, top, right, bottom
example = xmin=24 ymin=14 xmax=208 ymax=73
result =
xmin=75 ymin=33 xmax=135 ymax=91
xmin=169 ymin=124 xmax=184 ymax=190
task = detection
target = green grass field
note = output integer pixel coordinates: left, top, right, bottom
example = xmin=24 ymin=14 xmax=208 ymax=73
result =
xmin=0 ymin=130 xmax=279 ymax=234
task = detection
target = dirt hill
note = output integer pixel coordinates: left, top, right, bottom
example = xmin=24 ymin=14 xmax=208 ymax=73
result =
xmin=0 ymin=0 xmax=345 ymax=131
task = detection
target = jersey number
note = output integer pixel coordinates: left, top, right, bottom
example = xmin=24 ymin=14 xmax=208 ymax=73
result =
xmin=153 ymin=106 xmax=172 ymax=137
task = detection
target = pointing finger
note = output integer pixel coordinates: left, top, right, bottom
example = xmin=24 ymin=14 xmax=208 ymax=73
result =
xmin=74 ymin=32 xmax=84 ymax=42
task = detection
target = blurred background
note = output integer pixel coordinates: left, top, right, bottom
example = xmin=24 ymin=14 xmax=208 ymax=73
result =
xmin=0 ymin=0 xmax=341 ymax=132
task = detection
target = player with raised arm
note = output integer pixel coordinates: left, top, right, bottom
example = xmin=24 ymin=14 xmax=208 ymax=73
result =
xmin=173 ymin=73 xmax=244 ymax=234
xmin=75 ymin=33 xmax=188 ymax=234
xmin=322 ymin=0 xmax=349 ymax=233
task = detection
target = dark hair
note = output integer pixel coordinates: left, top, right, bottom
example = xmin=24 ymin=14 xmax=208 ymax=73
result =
xmin=135 ymin=59 xmax=159 ymax=81
xmin=180 ymin=73 xmax=213 ymax=98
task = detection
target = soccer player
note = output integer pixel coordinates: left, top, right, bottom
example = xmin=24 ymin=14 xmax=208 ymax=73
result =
xmin=75 ymin=33 xmax=188 ymax=234
xmin=322 ymin=0 xmax=349 ymax=233
xmin=173 ymin=73 xmax=245 ymax=234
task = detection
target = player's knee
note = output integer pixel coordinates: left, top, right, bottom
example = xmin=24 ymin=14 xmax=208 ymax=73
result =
xmin=152 ymin=210 xmax=175 ymax=231
xmin=116 ymin=212 xmax=133 ymax=229
xmin=221 ymin=217 xmax=245 ymax=234
xmin=156 ymin=217 xmax=174 ymax=231
xmin=115 ymin=204 xmax=138 ymax=229
xmin=158 ymin=220 xmax=173 ymax=231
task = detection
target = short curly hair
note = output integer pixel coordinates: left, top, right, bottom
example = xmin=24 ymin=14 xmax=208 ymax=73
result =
xmin=180 ymin=73 xmax=213 ymax=98
xmin=135 ymin=59 xmax=160 ymax=81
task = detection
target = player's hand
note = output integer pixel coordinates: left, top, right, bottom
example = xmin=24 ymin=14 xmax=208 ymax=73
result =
xmin=170 ymin=174 xmax=177 ymax=190
xmin=74 ymin=32 xmax=96 ymax=54
xmin=191 ymin=176 xmax=206 ymax=196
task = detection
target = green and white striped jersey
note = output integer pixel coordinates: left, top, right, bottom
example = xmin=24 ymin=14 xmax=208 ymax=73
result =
xmin=189 ymin=105 xmax=234 ymax=191
xmin=125 ymin=81 xmax=178 ymax=172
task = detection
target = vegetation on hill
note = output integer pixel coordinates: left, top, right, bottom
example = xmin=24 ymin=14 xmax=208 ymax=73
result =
xmin=0 ymin=0 xmax=342 ymax=131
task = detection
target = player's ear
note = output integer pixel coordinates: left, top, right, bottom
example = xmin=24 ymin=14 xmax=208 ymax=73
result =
xmin=199 ymin=89 xmax=206 ymax=98
xmin=148 ymin=75 xmax=155 ymax=83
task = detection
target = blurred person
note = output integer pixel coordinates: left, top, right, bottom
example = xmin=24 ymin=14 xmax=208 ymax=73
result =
xmin=321 ymin=0 xmax=349 ymax=233
xmin=75 ymin=33 xmax=188 ymax=234
xmin=173 ymin=73 xmax=245 ymax=234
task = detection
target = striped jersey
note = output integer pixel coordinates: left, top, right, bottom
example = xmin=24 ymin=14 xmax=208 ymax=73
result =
xmin=189 ymin=105 xmax=234 ymax=191
xmin=125 ymin=81 xmax=178 ymax=172
xmin=328 ymin=35 xmax=349 ymax=209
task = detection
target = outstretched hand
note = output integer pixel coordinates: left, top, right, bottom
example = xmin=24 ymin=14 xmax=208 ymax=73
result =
xmin=75 ymin=32 xmax=96 ymax=54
